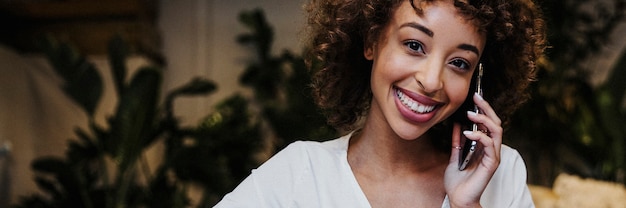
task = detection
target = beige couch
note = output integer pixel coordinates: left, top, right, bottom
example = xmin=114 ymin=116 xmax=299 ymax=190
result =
xmin=530 ymin=173 xmax=626 ymax=208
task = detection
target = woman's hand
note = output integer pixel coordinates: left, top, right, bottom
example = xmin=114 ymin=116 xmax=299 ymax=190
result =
xmin=444 ymin=93 xmax=503 ymax=208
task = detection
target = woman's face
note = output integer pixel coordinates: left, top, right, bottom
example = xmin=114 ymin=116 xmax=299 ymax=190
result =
xmin=365 ymin=0 xmax=486 ymax=140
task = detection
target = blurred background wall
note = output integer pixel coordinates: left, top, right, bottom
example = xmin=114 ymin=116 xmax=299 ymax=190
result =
xmin=159 ymin=0 xmax=307 ymax=126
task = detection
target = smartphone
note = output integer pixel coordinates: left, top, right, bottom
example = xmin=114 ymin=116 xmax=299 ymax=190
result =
xmin=458 ymin=63 xmax=483 ymax=171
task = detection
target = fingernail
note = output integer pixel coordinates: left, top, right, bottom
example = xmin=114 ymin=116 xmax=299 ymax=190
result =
xmin=467 ymin=111 xmax=477 ymax=116
xmin=475 ymin=93 xmax=484 ymax=100
xmin=463 ymin=130 xmax=473 ymax=135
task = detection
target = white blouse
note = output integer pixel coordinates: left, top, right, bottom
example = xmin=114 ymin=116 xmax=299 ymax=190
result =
xmin=215 ymin=133 xmax=534 ymax=207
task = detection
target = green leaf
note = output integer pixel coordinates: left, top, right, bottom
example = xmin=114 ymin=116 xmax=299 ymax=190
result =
xmin=237 ymin=9 xmax=274 ymax=61
xmin=32 ymin=157 xmax=68 ymax=174
xmin=108 ymin=67 xmax=162 ymax=170
xmin=39 ymin=36 xmax=103 ymax=116
xmin=171 ymin=78 xmax=216 ymax=96
xmin=34 ymin=177 xmax=63 ymax=201
xmin=108 ymin=35 xmax=129 ymax=96
xmin=164 ymin=78 xmax=217 ymax=117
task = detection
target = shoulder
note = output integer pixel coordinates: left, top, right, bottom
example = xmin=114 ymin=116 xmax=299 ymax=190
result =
xmin=215 ymin=134 xmax=352 ymax=207
xmin=499 ymin=145 xmax=528 ymax=177
xmin=215 ymin=142 xmax=316 ymax=207
xmin=490 ymin=145 xmax=529 ymax=185
xmin=484 ymin=145 xmax=528 ymax=191
xmin=273 ymin=133 xmax=349 ymax=166
xmin=253 ymin=134 xmax=351 ymax=183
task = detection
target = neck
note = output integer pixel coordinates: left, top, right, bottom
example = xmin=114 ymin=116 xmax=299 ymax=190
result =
xmin=348 ymin=120 xmax=448 ymax=177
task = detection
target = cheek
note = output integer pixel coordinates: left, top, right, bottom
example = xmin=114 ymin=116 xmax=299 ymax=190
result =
xmin=371 ymin=54 xmax=409 ymax=86
xmin=446 ymin=77 xmax=471 ymax=106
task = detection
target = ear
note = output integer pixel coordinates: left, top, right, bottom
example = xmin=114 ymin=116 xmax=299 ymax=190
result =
xmin=364 ymin=42 xmax=375 ymax=60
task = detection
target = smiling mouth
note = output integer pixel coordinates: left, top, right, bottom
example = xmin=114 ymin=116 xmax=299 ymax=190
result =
xmin=396 ymin=88 xmax=437 ymax=114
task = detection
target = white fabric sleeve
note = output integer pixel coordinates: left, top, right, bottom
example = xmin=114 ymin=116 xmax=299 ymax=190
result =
xmin=214 ymin=141 xmax=309 ymax=208
xmin=480 ymin=146 xmax=535 ymax=207
xmin=504 ymin=148 xmax=535 ymax=208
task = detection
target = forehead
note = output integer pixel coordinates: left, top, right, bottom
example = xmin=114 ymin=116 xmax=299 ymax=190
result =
xmin=394 ymin=1 xmax=481 ymax=33
xmin=405 ymin=0 xmax=482 ymax=29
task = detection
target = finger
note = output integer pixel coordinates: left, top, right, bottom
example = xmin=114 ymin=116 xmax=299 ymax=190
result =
xmin=449 ymin=123 xmax=462 ymax=164
xmin=473 ymin=93 xmax=501 ymax=126
xmin=463 ymin=130 xmax=500 ymax=171
xmin=464 ymin=111 xmax=503 ymax=156
xmin=467 ymin=111 xmax=503 ymax=154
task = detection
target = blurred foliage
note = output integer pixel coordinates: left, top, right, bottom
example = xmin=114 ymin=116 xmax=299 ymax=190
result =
xmin=13 ymin=8 xmax=335 ymax=208
xmin=14 ymin=35 xmax=211 ymax=208
xmin=506 ymin=0 xmax=626 ymax=186
xmin=13 ymin=35 xmax=253 ymax=208
xmin=236 ymin=9 xmax=337 ymax=149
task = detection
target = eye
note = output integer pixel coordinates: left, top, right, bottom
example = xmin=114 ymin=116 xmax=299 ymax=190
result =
xmin=404 ymin=40 xmax=425 ymax=54
xmin=449 ymin=59 xmax=470 ymax=71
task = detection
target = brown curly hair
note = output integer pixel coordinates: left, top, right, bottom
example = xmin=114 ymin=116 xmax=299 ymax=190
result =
xmin=305 ymin=0 xmax=546 ymax=131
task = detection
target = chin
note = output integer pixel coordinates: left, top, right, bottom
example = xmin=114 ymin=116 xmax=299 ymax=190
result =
xmin=391 ymin=123 xmax=431 ymax=141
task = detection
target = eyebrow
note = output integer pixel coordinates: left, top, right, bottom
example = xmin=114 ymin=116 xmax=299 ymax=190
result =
xmin=458 ymin=44 xmax=480 ymax=56
xmin=400 ymin=22 xmax=433 ymax=37
xmin=400 ymin=22 xmax=480 ymax=56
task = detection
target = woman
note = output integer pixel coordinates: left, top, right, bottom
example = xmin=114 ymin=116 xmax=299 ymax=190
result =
xmin=216 ymin=0 xmax=545 ymax=207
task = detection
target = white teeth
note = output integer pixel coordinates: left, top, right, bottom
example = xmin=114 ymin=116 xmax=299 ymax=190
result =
xmin=396 ymin=89 xmax=436 ymax=113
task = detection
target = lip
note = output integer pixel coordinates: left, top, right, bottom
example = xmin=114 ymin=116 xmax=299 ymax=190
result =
xmin=393 ymin=87 xmax=443 ymax=123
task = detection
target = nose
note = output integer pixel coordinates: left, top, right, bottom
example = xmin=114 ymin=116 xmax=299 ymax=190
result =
xmin=414 ymin=60 xmax=444 ymax=94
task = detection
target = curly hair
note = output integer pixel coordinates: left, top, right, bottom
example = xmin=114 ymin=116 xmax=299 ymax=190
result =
xmin=305 ymin=0 xmax=546 ymax=131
